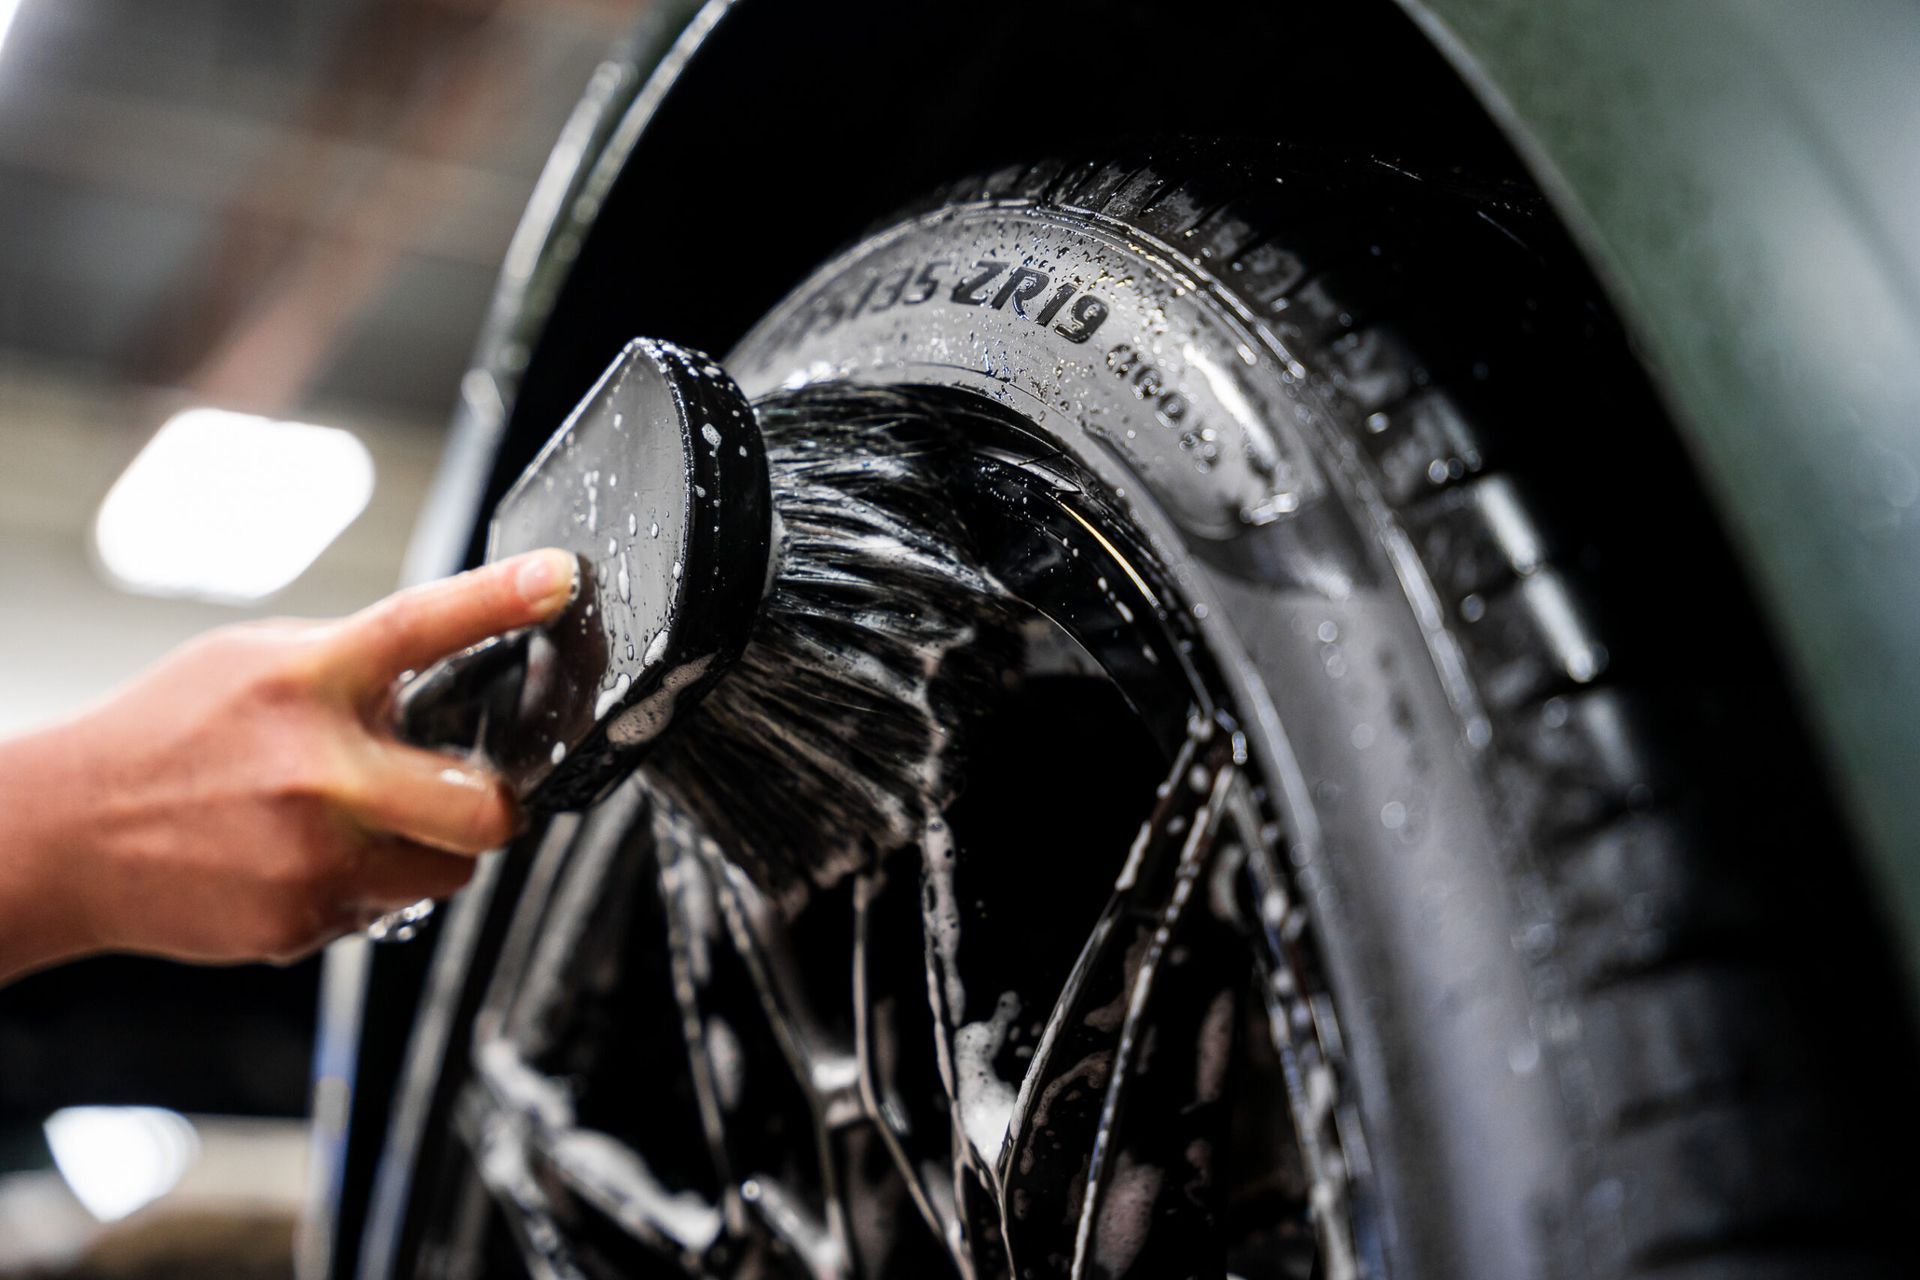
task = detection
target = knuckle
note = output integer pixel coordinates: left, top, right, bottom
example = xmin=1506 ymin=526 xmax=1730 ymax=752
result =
xmin=271 ymin=635 xmax=335 ymax=691
xmin=274 ymin=750 xmax=357 ymax=807
xmin=212 ymin=626 xmax=333 ymax=705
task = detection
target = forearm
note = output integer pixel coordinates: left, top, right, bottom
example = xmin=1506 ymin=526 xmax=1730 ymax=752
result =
xmin=0 ymin=723 xmax=103 ymax=985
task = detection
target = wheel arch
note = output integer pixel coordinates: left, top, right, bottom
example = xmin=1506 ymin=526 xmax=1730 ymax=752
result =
xmin=1386 ymin=0 xmax=1920 ymax=976
xmin=411 ymin=0 xmax=1558 ymax=571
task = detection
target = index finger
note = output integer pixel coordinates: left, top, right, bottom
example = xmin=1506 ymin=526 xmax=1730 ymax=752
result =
xmin=328 ymin=548 xmax=578 ymax=694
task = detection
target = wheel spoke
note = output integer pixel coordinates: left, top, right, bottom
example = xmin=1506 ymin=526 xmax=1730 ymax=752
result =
xmin=853 ymin=861 xmax=973 ymax=1271
xmin=452 ymin=1078 xmax=587 ymax=1280
xmin=651 ymin=796 xmax=853 ymax=1277
xmin=416 ymin=693 xmax=1350 ymax=1279
xmin=460 ymin=1037 xmax=723 ymax=1277
xmin=654 ymin=800 xmax=749 ymax=1235
xmin=489 ymin=783 xmax=650 ymax=1058
xmin=361 ymin=811 xmax=578 ymax=1280
xmin=1067 ymin=762 xmax=1243 ymax=1280
xmin=919 ymin=810 xmax=1017 ymax=1275
xmin=996 ymin=721 xmax=1239 ymax=1277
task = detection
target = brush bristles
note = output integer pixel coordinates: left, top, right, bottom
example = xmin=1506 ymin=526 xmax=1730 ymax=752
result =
xmin=646 ymin=385 xmax=1016 ymax=905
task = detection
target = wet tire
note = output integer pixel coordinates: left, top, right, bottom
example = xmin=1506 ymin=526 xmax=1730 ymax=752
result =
xmin=721 ymin=145 xmax=1918 ymax=1279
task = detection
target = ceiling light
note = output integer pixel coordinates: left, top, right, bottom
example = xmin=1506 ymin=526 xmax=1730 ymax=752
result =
xmin=43 ymin=1106 xmax=201 ymax=1223
xmin=0 ymin=1 xmax=23 ymax=60
xmin=94 ymin=408 xmax=376 ymax=603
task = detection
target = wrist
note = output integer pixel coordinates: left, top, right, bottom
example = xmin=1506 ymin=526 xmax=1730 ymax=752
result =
xmin=0 ymin=721 xmax=108 ymax=983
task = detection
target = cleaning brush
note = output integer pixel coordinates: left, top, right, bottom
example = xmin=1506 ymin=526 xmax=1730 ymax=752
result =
xmin=395 ymin=343 xmax=1013 ymax=911
xmin=646 ymin=383 xmax=1016 ymax=901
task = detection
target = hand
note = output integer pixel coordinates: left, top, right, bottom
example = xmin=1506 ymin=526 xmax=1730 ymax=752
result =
xmin=0 ymin=548 xmax=577 ymax=982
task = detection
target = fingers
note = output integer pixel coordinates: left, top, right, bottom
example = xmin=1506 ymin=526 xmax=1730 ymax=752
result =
xmin=345 ymin=837 xmax=478 ymax=910
xmin=327 ymin=549 xmax=577 ymax=696
xmin=338 ymin=739 xmax=522 ymax=855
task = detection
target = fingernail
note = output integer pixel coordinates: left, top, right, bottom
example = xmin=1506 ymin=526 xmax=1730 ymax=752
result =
xmin=513 ymin=549 xmax=577 ymax=612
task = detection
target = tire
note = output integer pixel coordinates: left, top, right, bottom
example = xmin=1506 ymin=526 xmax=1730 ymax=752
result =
xmin=365 ymin=143 xmax=1916 ymax=1280
xmin=714 ymin=144 xmax=1917 ymax=1279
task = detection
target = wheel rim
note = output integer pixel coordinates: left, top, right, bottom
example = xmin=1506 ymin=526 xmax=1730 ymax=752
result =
xmin=390 ymin=390 xmax=1372 ymax=1280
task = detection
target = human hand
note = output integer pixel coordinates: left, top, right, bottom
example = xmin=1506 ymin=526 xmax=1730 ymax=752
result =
xmin=0 ymin=548 xmax=577 ymax=981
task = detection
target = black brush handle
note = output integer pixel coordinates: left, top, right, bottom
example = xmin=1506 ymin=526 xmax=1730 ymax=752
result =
xmin=392 ymin=631 xmax=528 ymax=755
xmin=393 ymin=339 xmax=771 ymax=813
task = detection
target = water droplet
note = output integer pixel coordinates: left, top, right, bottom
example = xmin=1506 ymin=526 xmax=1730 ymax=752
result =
xmin=593 ymin=671 xmax=632 ymax=720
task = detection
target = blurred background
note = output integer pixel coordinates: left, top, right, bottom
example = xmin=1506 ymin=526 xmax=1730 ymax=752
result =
xmin=0 ymin=0 xmax=644 ymax=1274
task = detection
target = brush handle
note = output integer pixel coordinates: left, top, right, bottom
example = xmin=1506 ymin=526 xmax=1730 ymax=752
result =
xmin=392 ymin=631 xmax=529 ymax=751
xmin=363 ymin=336 xmax=773 ymax=937
xmin=366 ymin=633 xmax=530 ymax=943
